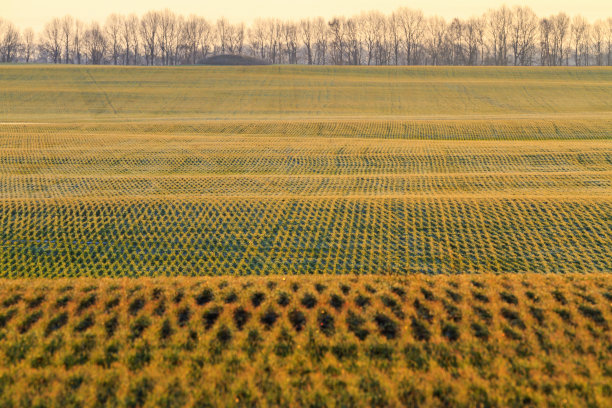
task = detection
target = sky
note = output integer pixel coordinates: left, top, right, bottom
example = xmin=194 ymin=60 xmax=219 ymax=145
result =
xmin=2 ymin=0 xmax=611 ymax=31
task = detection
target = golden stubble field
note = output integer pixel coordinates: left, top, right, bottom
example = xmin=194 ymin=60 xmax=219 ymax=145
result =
xmin=0 ymin=65 xmax=610 ymax=406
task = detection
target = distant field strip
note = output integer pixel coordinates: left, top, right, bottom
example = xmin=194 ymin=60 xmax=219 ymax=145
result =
xmin=0 ymin=66 xmax=610 ymax=276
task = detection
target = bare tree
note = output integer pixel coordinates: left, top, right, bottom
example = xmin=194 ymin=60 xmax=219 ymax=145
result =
xmin=551 ymin=13 xmax=570 ymax=65
xmin=299 ymin=19 xmax=314 ymax=64
xmin=344 ymin=18 xmax=361 ymax=65
xmin=140 ymin=11 xmax=159 ymax=65
xmin=105 ymin=14 xmax=122 ymax=65
xmin=607 ymin=18 xmax=612 ymax=65
xmin=313 ymin=17 xmax=328 ymax=65
xmin=427 ymin=16 xmax=447 ymax=65
xmin=22 ymin=28 xmax=35 ymax=62
xmin=283 ymin=22 xmax=298 ymax=64
xmin=396 ymin=8 xmax=424 ymax=65
xmin=488 ymin=6 xmax=512 ymax=65
xmin=84 ymin=22 xmax=106 ymax=64
xmin=591 ymin=20 xmax=606 ymax=65
xmin=183 ymin=15 xmax=211 ymax=64
xmin=216 ymin=18 xmax=230 ymax=54
xmin=389 ymin=13 xmax=401 ymax=65
xmin=464 ymin=17 xmax=482 ymax=65
xmin=449 ymin=18 xmax=464 ymax=65
xmin=1 ymin=21 xmax=21 ymax=62
xmin=41 ymin=18 xmax=62 ymax=63
xmin=159 ymin=10 xmax=177 ymax=65
xmin=510 ymin=6 xmax=538 ymax=65
xmin=328 ymin=18 xmax=345 ymax=65
xmin=121 ymin=14 xmax=139 ymax=65
xmin=539 ymin=17 xmax=552 ymax=65
xmin=73 ymin=20 xmax=84 ymax=64
xmin=571 ymin=16 xmax=589 ymax=65
xmin=61 ymin=16 xmax=73 ymax=63
xmin=227 ymin=22 xmax=245 ymax=55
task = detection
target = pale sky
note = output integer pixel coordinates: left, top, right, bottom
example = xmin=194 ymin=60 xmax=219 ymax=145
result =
xmin=2 ymin=0 xmax=611 ymax=31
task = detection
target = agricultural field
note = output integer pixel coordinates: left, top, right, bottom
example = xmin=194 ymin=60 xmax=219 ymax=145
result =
xmin=0 ymin=275 xmax=610 ymax=407
xmin=0 ymin=65 xmax=611 ymax=406
xmin=0 ymin=66 xmax=611 ymax=277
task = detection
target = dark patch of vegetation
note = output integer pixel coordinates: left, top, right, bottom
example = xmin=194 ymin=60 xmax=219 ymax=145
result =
xmin=552 ymin=289 xmax=568 ymax=305
xmin=403 ymin=344 xmax=429 ymax=371
xmin=443 ymin=301 xmax=462 ymax=322
xmin=445 ymin=289 xmax=462 ymax=303
xmin=329 ymin=293 xmax=344 ymax=310
xmin=45 ymin=312 xmax=68 ymax=336
xmin=578 ymin=305 xmax=608 ymax=328
xmin=340 ymin=284 xmax=351 ymax=295
xmin=471 ymin=322 xmax=490 ymax=340
xmin=177 ymin=306 xmax=191 ymax=327
xmin=104 ymin=315 xmax=119 ymax=338
xmin=365 ymin=284 xmax=377 ymax=294
xmin=288 ymin=309 xmax=306 ymax=332
xmin=3 ymin=294 xmax=22 ymax=308
xmin=129 ymin=316 xmax=151 ymax=341
xmin=501 ymin=308 xmax=526 ymax=330
xmin=159 ymin=318 xmax=175 ymax=341
xmin=366 ymin=343 xmax=394 ymax=362
xmin=233 ymin=307 xmax=251 ymax=330
xmin=77 ymin=293 xmax=97 ymax=313
xmin=471 ymin=280 xmax=486 ymax=289
xmin=0 ymin=308 xmax=17 ymax=329
xmin=391 ymin=286 xmax=406 ymax=299
xmin=441 ymin=322 xmax=460 ymax=342
xmin=154 ymin=300 xmax=166 ymax=317
xmin=18 ymin=310 xmax=43 ymax=334
xmin=195 ymin=288 xmax=214 ymax=306
xmin=105 ymin=296 xmax=120 ymax=311
xmin=529 ymin=306 xmax=546 ymax=325
xmin=260 ymin=308 xmax=279 ymax=330
xmin=420 ymin=287 xmax=435 ymax=301
xmin=55 ymin=294 xmax=72 ymax=308
xmin=472 ymin=290 xmax=490 ymax=303
xmin=413 ymin=299 xmax=433 ymax=322
xmin=216 ymin=324 xmax=233 ymax=346
xmin=74 ymin=313 xmax=95 ymax=333
xmin=411 ymin=317 xmax=431 ymax=342
xmin=346 ymin=310 xmax=369 ymax=340
xmin=26 ymin=294 xmax=46 ymax=309
xmin=125 ymin=376 xmax=155 ymax=408
xmin=317 ymin=309 xmax=335 ymax=336
xmin=251 ymin=291 xmax=266 ymax=307
xmin=223 ymin=291 xmax=238 ymax=304
xmin=500 ymin=291 xmax=518 ymax=305
xmin=172 ymin=289 xmax=184 ymax=304
xmin=473 ymin=305 xmax=493 ymax=324
xmin=374 ymin=313 xmax=399 ymax=339
xmin=276 ymin=291 xmax=291 ymax=307
xmin=355 ymin=293 xmax=371 ymax=308
xmin=273 ymin=327 xmax=294 ymax=357
xmin=314 ymin=283 xmax=327 ymax=294
xmin=203 ymin=306 xmax=222 ymax=330
xmin=380 ymin=294 xmax=404 ymax=319
xmin=128 ymin=296 xmax=146 ymax=316
xmin=331 ymin=341 xmax=358 ymax=361
xmin=300 ymin=292 xmax=317 ymax=309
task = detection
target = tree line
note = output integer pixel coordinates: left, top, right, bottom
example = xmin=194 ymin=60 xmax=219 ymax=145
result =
xmin=1 ymin=6 xmax=611 ymax=66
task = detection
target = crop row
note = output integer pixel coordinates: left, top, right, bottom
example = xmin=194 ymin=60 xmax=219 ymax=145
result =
xmin=1 ymin=172 xmax=609 ymax=199
xmin=2 ymin=136 xmax=610 ymax=176
xmin=2 ymin=118 xmax=611 ymax=140
xmin=0 ymin=197 xmax=609 ymax=277
xmin=0 ymin=274 xmax=609 ymax=407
